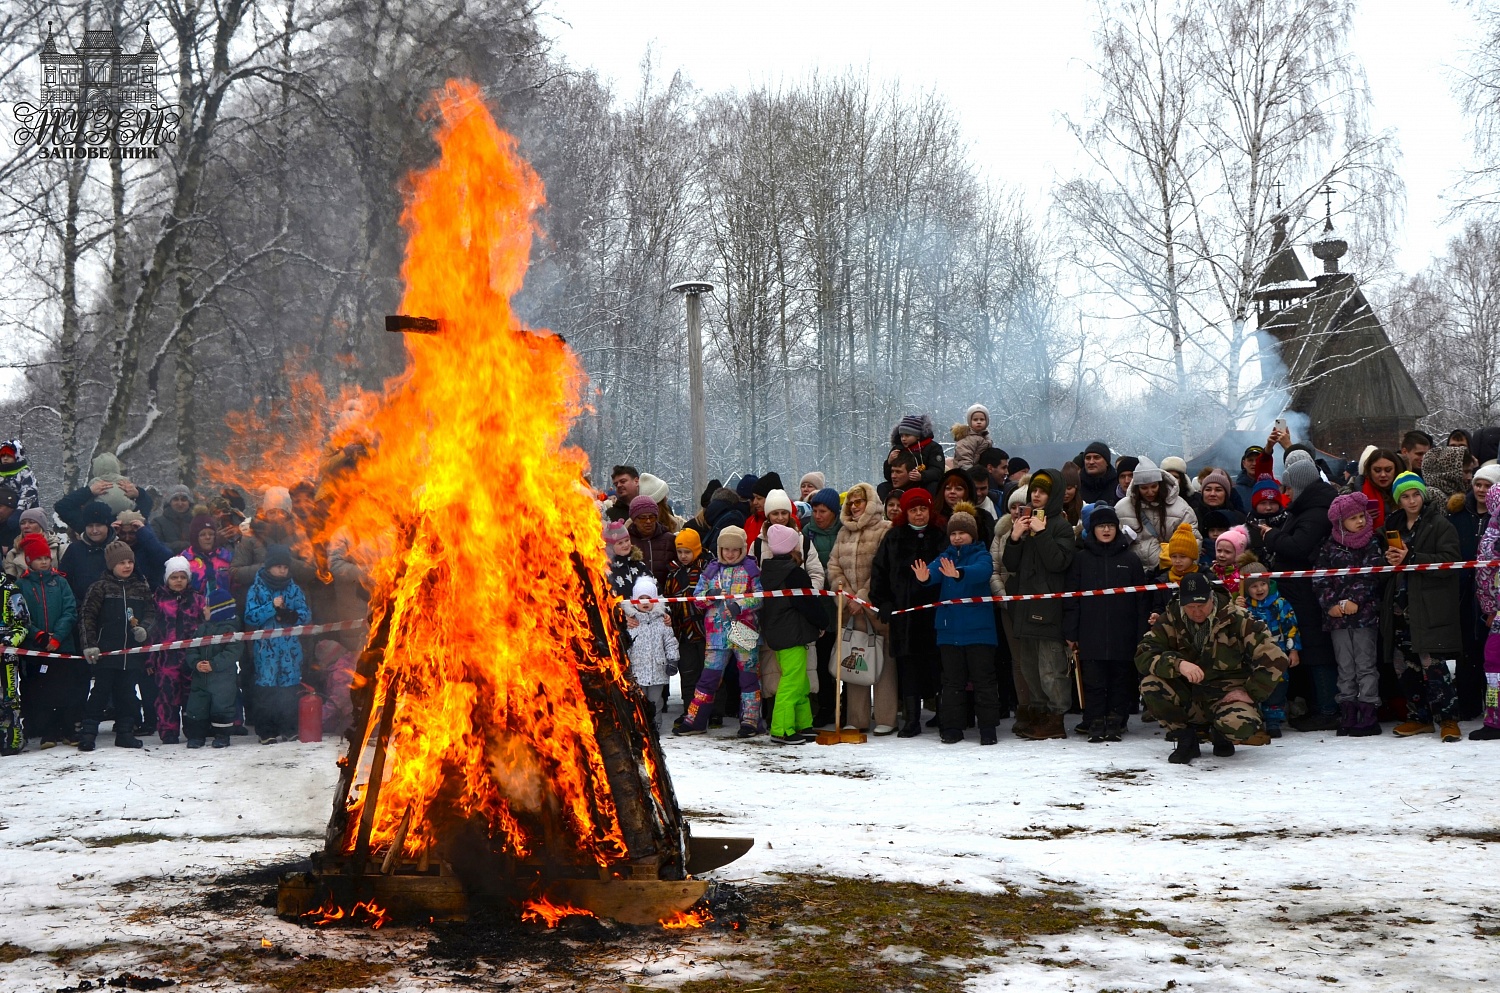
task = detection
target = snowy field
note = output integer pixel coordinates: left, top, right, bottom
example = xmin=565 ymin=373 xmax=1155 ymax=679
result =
xmin=0 ymin=710 xmax=1496 ymax=992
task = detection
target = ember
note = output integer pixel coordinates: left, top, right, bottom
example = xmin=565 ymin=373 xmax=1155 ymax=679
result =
xmin=520 ymin=897 xmax=596 ymax=928
xmin=659 ymin=906 xmax=713 ymax=930
xmin=277 ymin=79 xmax=749 ymax=928
xmin=303 ymin=898 xmax=392 ymax=929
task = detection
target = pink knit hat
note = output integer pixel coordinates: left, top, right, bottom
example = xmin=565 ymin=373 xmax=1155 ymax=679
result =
xmin=1215 ymin=524 xmax=1249 ymax=559
xmin=766 ymin=523 xmax=800 ymax=557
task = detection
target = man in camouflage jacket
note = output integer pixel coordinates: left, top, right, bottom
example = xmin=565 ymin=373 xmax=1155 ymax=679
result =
xmin=1135 ymin=572 xmax=1289 ymax=764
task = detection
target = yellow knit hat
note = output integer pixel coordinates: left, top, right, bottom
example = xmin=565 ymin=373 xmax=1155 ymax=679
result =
xmin=1167 ymin=520 xmax=1199 ymax=560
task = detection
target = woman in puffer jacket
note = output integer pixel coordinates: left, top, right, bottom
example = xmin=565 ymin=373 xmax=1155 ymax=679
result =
xmin=1114 ymin=456 xmax=1197 ymax=572
xmin=825 ymin=482 xmax=895 ymax=732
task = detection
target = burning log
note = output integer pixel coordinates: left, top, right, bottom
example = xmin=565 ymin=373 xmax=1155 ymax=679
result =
xmin=280 ymin=534 xmax=744 ymax=926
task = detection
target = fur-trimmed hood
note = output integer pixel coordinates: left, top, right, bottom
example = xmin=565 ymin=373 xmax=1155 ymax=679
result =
xmin=890 ymin=413 xmax=935 ymax=447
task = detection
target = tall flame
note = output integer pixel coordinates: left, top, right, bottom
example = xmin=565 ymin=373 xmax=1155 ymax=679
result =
xmin=322 ymin=80 xmax=630 ymax=863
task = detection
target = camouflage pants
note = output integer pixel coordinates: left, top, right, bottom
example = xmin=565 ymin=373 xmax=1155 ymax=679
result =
xmin=1139 ymin=673 xmax=1264 ymax=743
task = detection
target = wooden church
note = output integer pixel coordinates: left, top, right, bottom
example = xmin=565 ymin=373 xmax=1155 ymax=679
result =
xmin=1253 ymin=211 xmax=1427 ymax=458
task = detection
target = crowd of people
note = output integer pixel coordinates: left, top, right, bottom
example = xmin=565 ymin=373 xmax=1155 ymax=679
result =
xmin=0 ymin=443 xmax=362 ymax=753
xmin=604 ymin=408 xmax=1500 ymax=763
xmin=1 ymin=410 xmax=1497 ymax=766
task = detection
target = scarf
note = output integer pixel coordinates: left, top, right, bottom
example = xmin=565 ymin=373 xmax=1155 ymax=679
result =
xmin=1213 ymin=562 xmax=1242 ymax=595
xmin=1331 ymin=519 xmax=1376 ymax=549
xmin=1169 ymin=560 xmax=1199 ymax=584
xmin=1186 ymin=614 xmax=1214 ymax=657
xmin=258 ymin=567 xmax=292 ymax=592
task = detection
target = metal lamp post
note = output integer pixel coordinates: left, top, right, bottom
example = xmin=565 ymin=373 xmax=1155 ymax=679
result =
xmin=669 ymin=279 xmax=715 ymax=502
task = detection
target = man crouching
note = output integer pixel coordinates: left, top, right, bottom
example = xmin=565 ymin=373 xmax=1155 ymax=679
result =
xmin=1135 ymin=572 xmax=1289 ymax=764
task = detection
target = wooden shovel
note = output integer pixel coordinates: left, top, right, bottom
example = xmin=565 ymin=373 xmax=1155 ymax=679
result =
xmin=817 ymin=587 xmax=867 ymax=745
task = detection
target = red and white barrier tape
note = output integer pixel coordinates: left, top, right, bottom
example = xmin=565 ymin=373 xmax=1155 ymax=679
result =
xmin=884 ymin=558 xmax=1500 ymax=614
xmin=624 ymin=588 xmax=875 ymax=609
xmin=623 ymin=559 xmax=1500 ymax=616
xmin=7 ymin=618 xmax=367 ymax=661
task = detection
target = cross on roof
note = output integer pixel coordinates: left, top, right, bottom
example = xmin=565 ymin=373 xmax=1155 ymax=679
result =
xmin=1319 ymin=184 xmax=1337 ymax=224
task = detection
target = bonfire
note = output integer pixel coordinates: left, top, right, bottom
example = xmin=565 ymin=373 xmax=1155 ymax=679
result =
xmin=276 ymin=80 xmax=747 ymax=928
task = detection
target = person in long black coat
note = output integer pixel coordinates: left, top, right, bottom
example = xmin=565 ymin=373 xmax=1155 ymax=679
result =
xmin=1258 ymin=453 xmax=1338 ymax=731
xmin=870 ymin=488 xmax=949 ymax=736
xmin=1448 ymin=475 xmax=1493 ymax=719
xmin=1064 ymin=505 xmax=1149 ymax=741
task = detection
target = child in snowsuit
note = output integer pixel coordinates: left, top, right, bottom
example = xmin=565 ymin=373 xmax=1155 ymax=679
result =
xmin=1245 ymin=475 xmax=1291 ymax=569
xmin=243 ymin=544 xmax=311 ymax=743
xmin=1313 ymin=493 xmax=1388 ymax=736
xmin=675 ymin=525 xmax=763 ymax=737
xmin=0 ymin=440 xmax=40 ymax=511
xmin=0 ymin=570 xmax=27 ymax=755
xmin=78 ymin=541 xmax=157 ymax=750
xmin=15 ymin=532 xmax=80 ymax=747
xmin=184 ymin=606 xmax=243 ymax=748
xmin=1239 ymin=562 xmax=1300 ymax=737
xmin=1211 ymin=526 xmax=1253 ymax=596
xmin=185 ymin=514 xmax=237 ymax=617
xmin=147 ymin=556 xmax=206 ymax=744
xmin=622 ymin=575 xmax=678 ymax=729
xmin=1064 ymin=505 xmax=1149 ymax=742
xmin=915 ymin=507 xmax=1000 ymax=745
xmin=1149 ymin=521 xmax=1202 ymax=621
xmin=664 ymin=529 xmax=714 ymax=719
xmin=1474 ymin=485 xmax=1500 ymax=741
xmin=759 ymin=524 xmax=826 ymax=744
xmin=605 ymin=518 xmax=651 ymax=601
xmin=312 ymin=639 xmax=356 ymax=737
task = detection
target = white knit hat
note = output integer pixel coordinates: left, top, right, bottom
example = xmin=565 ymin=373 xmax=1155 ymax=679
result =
xmin=638 ymin=472 xmax=669 ymax=504
xmin=763 ymin=488 xmax=794 ymax=516
xmin=164 ymin=556 xmax=192 ymax=580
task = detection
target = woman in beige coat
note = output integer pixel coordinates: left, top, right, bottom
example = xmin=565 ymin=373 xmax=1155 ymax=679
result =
xmin=825 ymin=483 xmax=896 ymax=732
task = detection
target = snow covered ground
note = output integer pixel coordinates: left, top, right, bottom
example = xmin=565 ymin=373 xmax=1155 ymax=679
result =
xmin=0 ymin=714 xmax=1496 ymax=992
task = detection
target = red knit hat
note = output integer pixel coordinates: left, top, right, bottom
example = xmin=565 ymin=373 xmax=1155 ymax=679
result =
xmin=17 ymin=532 xmax=51 ymax=564
xmin=899 ymin=488 xmax=932 ymax=512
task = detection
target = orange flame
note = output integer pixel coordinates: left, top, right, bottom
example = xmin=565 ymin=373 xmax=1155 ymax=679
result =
xmin=520 ymin=897 xmax=596 ymax=927
xmin=199 ymin=353 xmax=376 ymax=500
xmin=302 ymin=899 xmax=391 ymax=929
xmin=318 ymin=79 xmax=642 ymax=865
xmin=660 ymin=907 xmax=713 ymax=930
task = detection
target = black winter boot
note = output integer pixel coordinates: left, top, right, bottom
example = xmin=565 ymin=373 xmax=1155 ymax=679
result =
xmin=77 ymin=721 xmax=98 ymax=753
xmin=979 ymin=726 xmax=997 ymax=746
xmin=1103 ymin=715 xmax=1124 ymax=742
xmin=1086 ymin=718 xmax=1109 ymax=743
xmin=1209 ymin=726 xmax=1235 ymax=757
xmin=115 ymin=733 xmax=144 ymax=749
xmin=897 ymin=696 xmax=923 ymax=738
xmin=1168 ymin=725 xmax=1203 ymax=764
xmin=1348 ymin=701 xmax=1383 ymax=737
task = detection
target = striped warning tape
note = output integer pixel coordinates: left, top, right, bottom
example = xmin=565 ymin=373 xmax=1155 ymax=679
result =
xmin=7 ymin=618 xmax=368 ymax=661
xmin=621 ymin=559 xmax=1500 ymax=616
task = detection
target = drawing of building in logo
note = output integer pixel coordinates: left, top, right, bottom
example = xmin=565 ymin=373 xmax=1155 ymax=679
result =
xmin=40 ymin=23 xmax=158 ymax=111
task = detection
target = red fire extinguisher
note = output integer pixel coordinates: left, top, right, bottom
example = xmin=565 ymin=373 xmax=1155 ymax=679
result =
xmin=298 ymin=683 xmax=323 ymax=743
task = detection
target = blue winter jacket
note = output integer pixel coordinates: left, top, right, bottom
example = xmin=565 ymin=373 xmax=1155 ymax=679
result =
xmin=921 ymin=541 xmax=997 ymax=646
xmin=243 ymin=570 xmax=311 ymax=687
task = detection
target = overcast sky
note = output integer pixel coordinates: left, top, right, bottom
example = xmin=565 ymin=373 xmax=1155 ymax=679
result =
xmin=544 ymin=0 xmax=1482 ymax=276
